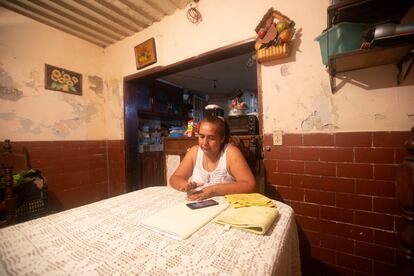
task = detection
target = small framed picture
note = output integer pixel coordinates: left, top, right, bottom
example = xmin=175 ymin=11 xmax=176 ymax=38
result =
xmin=45 ymin=64 xmax=82 ymax=96
xmin=134 ymin=38 xmax=157 ymax=70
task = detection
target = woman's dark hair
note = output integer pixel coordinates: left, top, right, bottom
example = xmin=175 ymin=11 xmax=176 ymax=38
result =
xmin=199 ymin=115 xmax=230 ymax=147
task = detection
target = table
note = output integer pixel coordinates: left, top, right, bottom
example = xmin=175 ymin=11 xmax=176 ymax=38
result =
xmin=0 ymin=187 xmax=301 ymax=275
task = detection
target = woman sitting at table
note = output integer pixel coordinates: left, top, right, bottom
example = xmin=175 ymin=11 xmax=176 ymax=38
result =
xmin=169 ymin=115 xmax=256 ymax=201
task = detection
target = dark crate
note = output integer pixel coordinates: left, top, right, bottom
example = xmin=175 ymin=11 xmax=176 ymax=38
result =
xmin=15 ymin=185 xmax=49 ymax=222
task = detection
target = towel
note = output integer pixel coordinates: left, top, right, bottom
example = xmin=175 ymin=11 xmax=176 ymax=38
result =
xmin=225 ymin=193 xmax=275 ymax=208
xmin=214 ymin=205 xmax=278 ymax=235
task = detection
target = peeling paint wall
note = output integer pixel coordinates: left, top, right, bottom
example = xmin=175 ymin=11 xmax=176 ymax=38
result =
xmin=1 ymin=0 xmax=414 ymax=143
xmin=104 ymin=0 xmax=414 ymax=137
xmin=0 ymin=66 xmax=24 ymax=101
xmin=0 ymin=7 xmax=106 ymax=141
xmin=88 ymin=76 xmax=104 ymax=95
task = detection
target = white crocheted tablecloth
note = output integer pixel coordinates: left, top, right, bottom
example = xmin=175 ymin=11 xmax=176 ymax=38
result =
xmin=0 ymin=186 xmax=301 ymax=275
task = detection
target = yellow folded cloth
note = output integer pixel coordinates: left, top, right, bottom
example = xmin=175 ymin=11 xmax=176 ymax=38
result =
xmin=214 ymin=206 xmax=278 ymax=235
xmin=225 ymin=193 xmax=275 ymax=208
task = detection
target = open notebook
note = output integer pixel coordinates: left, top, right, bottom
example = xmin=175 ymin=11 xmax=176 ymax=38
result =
xmin=141 ymin=199 xmax=228 ymax=240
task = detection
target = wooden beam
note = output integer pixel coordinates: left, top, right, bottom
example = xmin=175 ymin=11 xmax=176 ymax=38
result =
xmin=170 ymin=0 xmax=190 ymax=9
xmin=6 ymin=0 xmax=114 ymax=44
xmin=94 ymin=0 xmax=148 ymax=29
xmin=0 ymin=1 xmax=108 ymax=47
xmin=51 ymin=0 xmax=130 ymax=37
xmin=118 ymin=0 xmax=156 ymax=22
xmin=142 ymin=0 xmax=168 ymax=16
xmin=72 ymin=0 xmax=139 ymax=32
xmin=28 ymin=0 xmax=120 ymax=41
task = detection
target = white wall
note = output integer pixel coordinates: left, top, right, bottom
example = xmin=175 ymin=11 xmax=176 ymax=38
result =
xmin=0 ymin=7 xmax=106 ymax=141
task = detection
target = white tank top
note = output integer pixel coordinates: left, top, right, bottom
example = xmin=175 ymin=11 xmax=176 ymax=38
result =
xmin=192 ymin=144 xmax=236 ymax=185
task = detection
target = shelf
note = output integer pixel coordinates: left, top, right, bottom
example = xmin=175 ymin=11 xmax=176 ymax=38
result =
xmin=328 ymin=43 xmax=414 ymax=75
xmin=328 ymin=43 xmax=414 ymax=92
xmin=325 ymin=0 xmax=414 ymax=93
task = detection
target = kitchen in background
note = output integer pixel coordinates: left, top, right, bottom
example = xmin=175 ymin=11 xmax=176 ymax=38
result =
xmin=130 ymin=52 xmax=260 ymax=191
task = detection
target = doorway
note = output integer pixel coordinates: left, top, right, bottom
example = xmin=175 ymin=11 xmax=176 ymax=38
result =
xmin=123 ymin=38 xmax=262 ymax=191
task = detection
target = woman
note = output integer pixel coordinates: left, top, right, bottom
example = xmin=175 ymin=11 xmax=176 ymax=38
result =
xmin=169 ymin=116 xmax=256 ymax=201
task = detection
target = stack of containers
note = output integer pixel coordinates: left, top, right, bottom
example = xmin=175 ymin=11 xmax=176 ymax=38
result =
xmin=315 ymin=22 xmax=368 ymax=65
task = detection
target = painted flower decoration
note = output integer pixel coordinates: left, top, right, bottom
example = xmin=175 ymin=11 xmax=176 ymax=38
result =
xmin=138 ymin=46 xmax=152 ymax=64
xmin=49 ymin=69 xmax=78 ymax=92
xmin=51 ymin=69 xmax=61 ymax=81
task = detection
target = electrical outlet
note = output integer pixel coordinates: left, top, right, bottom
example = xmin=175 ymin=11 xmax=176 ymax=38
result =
xmin=273 ymin=130 xmax=283 ymax=146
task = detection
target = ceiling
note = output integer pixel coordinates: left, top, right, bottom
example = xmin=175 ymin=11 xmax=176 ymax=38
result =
xmin=160 ymin=52 xmax=257 ymax=96
xmin=0 ymin=0 xmax=192 ymax=48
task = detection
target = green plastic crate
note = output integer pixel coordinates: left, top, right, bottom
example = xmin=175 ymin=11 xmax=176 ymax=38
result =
xmin=315 ymin=22 xmax=368 ymax=65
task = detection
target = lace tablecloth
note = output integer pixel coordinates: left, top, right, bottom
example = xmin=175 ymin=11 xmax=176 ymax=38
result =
xmin=0 ymin=187 xmax=301 ymax=275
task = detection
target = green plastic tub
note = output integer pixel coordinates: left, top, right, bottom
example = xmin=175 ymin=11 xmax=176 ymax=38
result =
xmin=315 ymin=22 xmax=368 ymax=65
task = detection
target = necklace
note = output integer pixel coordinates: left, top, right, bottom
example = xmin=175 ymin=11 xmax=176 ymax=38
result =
xmin=203 ymin=153 xmax=219 ymax=172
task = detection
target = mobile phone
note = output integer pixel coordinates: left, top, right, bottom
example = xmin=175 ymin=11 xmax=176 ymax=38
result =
xmin=186 ymin=199 xmax=219 ymax=209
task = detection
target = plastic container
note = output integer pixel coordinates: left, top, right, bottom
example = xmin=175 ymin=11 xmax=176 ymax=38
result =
xmin=315 ymin=22 xmax=368 ymax=65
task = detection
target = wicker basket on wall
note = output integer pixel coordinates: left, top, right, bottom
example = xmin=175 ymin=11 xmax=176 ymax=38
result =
xmin=254 ymin=8 xmax=295 ymax=63
xmin=256 ymin=43 xmax=290 ymax=62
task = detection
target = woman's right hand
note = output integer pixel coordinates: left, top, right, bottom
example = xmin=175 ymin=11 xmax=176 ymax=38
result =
xmin=186 ymin=184 xmax=216 ymax=201
xmin=184 ymin=181 xmax=204 ymax=195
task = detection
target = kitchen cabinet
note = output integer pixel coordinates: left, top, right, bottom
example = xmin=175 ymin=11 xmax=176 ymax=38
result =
xmin=137 ymin=151 xmax=165 ymax=188
xmin=152 ymin=80 xmax=183 ymax=114
xmin=136 ymin=81 xmax=152 ymax=111
xmin=136 ymin=80 xmax=188 ymax=120
xmin=164 ymin=137 xmax=197 ymax=160
xmin=324 ymin=0 xmax=414 ymax=92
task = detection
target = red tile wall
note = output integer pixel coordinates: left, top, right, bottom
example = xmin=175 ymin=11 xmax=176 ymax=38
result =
xmin=107 ymin=140 xmax=126 ymax=197
xmin=4 ymin=140 xmax=125 ymax=212
xmin=263 ymin=131 xmax=410 ymax=276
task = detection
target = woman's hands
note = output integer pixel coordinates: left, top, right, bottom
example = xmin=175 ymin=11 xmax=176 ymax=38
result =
xmin=184 ymin=181 xmax=215 ymax=201
xmin=182 ymin=181 xmax=202 ymax=193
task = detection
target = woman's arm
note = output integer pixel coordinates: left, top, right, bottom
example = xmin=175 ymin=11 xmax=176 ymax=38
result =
xmin=187 ymin=144 xmax=256 ymax=200
xmin=169 ymin=145 xmax=198 ymax=191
